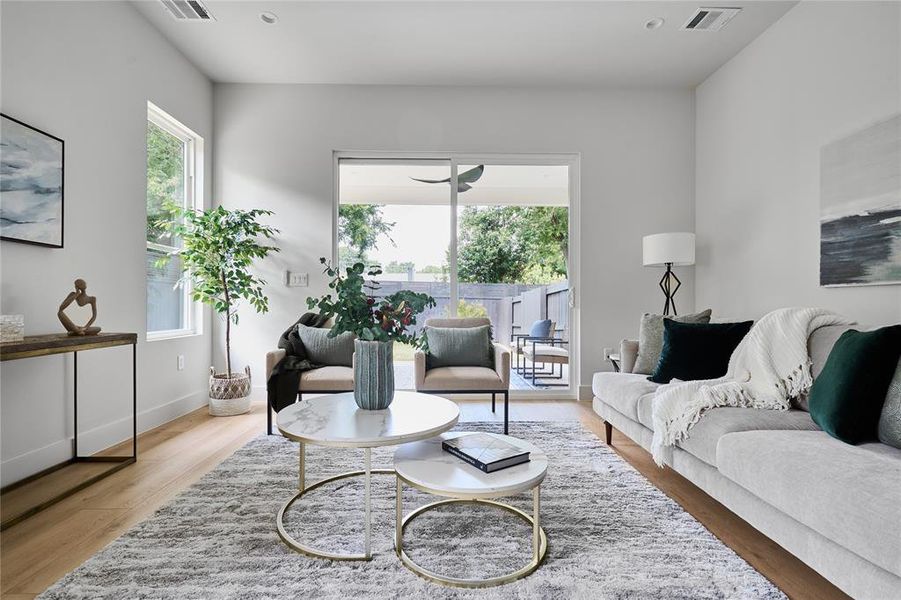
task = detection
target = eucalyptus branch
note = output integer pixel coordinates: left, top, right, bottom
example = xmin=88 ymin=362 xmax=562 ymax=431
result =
xmin=307 ymin=258 xmax=436 ymax=348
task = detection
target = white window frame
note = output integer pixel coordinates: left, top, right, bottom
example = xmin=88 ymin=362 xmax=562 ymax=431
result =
xmin=146 ymin=101 xmax=204 ymax=342
xmin=332 ymin=151 xmax=581 ymax=400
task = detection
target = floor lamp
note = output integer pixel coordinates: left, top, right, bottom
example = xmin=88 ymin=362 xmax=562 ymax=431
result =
xmin=643 ymin=232 xmax=695 ymax=316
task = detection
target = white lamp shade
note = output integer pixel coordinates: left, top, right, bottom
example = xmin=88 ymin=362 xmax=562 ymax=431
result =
xmin=643 ymin=232 xmax=695 ymax=267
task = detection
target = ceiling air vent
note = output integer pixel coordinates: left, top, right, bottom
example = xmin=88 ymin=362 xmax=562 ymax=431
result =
xmin=160 ymin=0 xmax=214 ymax=21
xmin=682 ymin=7 xmax=741 ymax=31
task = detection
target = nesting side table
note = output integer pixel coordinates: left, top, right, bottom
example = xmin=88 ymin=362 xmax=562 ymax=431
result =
xmin=393 ymin=431 xmax=549 ymax=588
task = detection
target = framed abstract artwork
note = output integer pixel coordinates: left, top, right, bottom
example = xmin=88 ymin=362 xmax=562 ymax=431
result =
xmin=0 ymin=113 xmax=64 ymax=248
xmin=820 ymin=113 xmax=901 ymax=286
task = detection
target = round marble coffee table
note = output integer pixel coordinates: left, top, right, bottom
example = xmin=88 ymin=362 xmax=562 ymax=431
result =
xmin=276 ymin=391 xmax=459 ymax=561
xmin=393 ymin=431 xmax=548 ymax=588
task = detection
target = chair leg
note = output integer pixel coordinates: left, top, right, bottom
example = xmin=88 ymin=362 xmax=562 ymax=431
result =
xmin=604 ymin=421 xmax=613 ymax=445
xmin=504 ymin=391 xmax=509 ymax=435
xmin=267 ymin=403 xmax=272 ymax=435
xmin=491 ymin=392 xmax=496 ymax=413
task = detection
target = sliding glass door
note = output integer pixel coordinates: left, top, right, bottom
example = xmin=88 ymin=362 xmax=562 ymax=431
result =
xmin=337 ymin=155 xmax=576 ymax=395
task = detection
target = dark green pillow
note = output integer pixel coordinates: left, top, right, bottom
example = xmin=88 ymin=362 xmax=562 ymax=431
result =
xmin=809 ymin=326 xmax=901 ymax=444
xmin=649 ymin=320 xmax=753 ymax=384
xmin=425 ymin=325 xmax=493 ymax=369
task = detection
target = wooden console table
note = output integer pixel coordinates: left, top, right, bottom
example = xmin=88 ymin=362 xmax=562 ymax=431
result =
xmin=0 ymin=332 xmax=137 ymax=530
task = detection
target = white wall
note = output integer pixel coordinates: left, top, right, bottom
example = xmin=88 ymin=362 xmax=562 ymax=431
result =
xmin=695 ymin=1 xmax=901 ymax=325
xmin=0 ymin=1 xmax=213 ymax=485
xmin=214 ymin=84 xmax=696 ymax=397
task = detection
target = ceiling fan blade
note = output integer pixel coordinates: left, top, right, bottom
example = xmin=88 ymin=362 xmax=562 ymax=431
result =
xmin=410 ymin=176 xmax=451 ymax=185
xmin=458 ymin=164 xmax=484 ymax=184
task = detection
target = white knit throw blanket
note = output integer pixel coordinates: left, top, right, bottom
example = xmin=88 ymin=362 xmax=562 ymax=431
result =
xmin=650 ymin=307 xmax=854 ymax=465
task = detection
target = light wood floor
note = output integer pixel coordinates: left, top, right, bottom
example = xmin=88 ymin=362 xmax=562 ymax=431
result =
xmin=0 ymin=399 xmax=848 ymax=599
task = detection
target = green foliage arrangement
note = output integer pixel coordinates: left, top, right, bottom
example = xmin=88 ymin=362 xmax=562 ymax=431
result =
xmin=307 ymin=259 xmax=436 ymax=347
xmin=157 ymin=205 xmax=280 ymax=377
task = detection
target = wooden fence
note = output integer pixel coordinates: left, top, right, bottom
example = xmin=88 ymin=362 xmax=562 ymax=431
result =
xmin=371 ymin=279 xmax=569 ymax=344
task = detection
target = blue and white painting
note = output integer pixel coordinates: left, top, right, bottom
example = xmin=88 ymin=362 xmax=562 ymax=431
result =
xmin=0 ymin=114 xmax=64 ymax=247
xmin=820 ymin=114 xmax=901 ymax=286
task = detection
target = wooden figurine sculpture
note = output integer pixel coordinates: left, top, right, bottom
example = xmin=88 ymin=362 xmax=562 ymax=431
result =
xmin=58 ymin=278 xmax=101 ymax=336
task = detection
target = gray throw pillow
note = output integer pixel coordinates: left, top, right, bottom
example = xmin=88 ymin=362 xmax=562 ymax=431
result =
xmin=877 ymin=358 xmax=901 ymax=449
xmin=425 ymin=325 xmax=493 ymax=369
xmin=296 ymin=324 xmax=355 ymax=367
xmin=633 ymin=309 xmax=713 ymax=375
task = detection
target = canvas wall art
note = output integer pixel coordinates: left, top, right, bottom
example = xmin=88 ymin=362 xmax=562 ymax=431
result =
xmin=0 ymin=114 xmax=64 ymax=247
xmin=820 ymin=113 xmax=901 ymax=286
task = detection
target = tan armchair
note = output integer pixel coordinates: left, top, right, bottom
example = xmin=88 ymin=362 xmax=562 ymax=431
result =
xmin=414 ymin=317 xmax=512 ymax=433
xmin=264 ymin=344 xmax=354 ymax=435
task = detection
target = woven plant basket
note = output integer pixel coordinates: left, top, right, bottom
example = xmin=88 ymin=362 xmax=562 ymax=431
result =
xmin=208 ymin=366 xmax=252 ymax=416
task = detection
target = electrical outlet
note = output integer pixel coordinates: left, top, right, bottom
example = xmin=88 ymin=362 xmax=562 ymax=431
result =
xmin=286 ymin=271 xmax=309 ymax=287
xmin=603 ymin=347 xmax=613 ymax=361
xmin=177 ymin=355 xmax=185 ymax=371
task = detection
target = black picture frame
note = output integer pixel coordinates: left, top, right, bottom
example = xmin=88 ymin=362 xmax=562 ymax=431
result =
xmin=0 ymin=113 xmax=65 ymax=248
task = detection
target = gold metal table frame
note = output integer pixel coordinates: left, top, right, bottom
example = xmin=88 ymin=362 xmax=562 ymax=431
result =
xmin=276 ymin=442 xmax=396 ymax=561
xmin=394 ymin=473 xmax=548 ymax=588
xmin=274 ymin=392 xmax=460 ymax=561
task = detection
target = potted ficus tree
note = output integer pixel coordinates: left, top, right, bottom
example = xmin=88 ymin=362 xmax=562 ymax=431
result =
xmin=307 ymin=259 xmax=435 ymax=410
xmin=157 ymin=204 xmax=279 ymax=416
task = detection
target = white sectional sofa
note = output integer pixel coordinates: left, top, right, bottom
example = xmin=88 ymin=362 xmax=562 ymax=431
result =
xmin=592 ymin=325 xmax=901 ymax=600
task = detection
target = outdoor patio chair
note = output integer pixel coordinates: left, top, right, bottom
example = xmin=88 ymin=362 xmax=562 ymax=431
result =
xmin=511 ymin=319 xmax=555 ymax=374
xmin=414 ymin=317 xmax=512 ymax=434
xmin=520 ymin=329 xmax=569 ymax=387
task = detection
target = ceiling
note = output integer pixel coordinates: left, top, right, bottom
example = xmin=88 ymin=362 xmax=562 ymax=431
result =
xmin=132 ymin=0 xmax=797 ymax=87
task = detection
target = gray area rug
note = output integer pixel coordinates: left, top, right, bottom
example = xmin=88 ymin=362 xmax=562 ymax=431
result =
xmin=40 ymin=421 xmax=785 ymax=599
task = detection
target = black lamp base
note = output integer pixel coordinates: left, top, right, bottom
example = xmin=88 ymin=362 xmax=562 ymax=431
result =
xmin=659 ymin=262 xmax=681 ymax=316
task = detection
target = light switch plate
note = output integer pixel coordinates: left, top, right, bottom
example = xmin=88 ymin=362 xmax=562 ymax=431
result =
xmin=177 ymin=355 xmax=185 ymax=371
xmin=286 ymin=271 xmax=309 ymax=287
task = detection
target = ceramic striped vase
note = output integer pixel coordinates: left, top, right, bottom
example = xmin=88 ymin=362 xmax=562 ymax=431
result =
xmin=353 ymin=339 xmax=395 ymax=410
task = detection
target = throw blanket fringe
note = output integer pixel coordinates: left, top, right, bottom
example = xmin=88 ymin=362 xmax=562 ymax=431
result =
xmin=650 ymin=307 xmax=853 ymax=465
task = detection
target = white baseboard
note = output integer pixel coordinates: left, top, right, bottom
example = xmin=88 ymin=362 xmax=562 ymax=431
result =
xmin=0 ymin=438 xmax=74 ymax=487
xmin=1 ymin=390 xmax=208 ymax=487
xmin=578 ymin=384 xmax=594 ymax=401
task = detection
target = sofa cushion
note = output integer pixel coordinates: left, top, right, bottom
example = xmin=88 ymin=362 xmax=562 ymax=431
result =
xmin=676 ymin=407 xmax=819 ymax=467
xmin=636 ymin=392 xmax=656 ymax=430
xmin=633 ymin=309 xmax=712 ymax=374
xmin=795 ymin=324 xmax=856 ymax=411
xmin=878 ymin=359 xmax=901 ymax=448
xmin=592 ymin=372 xmax=659 ymax=421
xmin=809 ymin=326 xmax=901 ymax=444
xmin=420 ymin=366 xmax=505 ymax=391
xmin=717 ymin=430 xmax=901 ymax=576
xmin=299 ymin=366 xmax=354 ymax=391
xmin=649 ymin=320 xmax=753 ymax=384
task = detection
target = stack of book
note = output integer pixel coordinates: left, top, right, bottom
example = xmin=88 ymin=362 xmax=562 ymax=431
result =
xmin=442 ymin=433 xmax=530 ymax=473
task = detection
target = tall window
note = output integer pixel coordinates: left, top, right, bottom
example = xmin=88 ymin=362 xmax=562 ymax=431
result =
xmin=146 ymin=102 xmax=203 ymax=339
